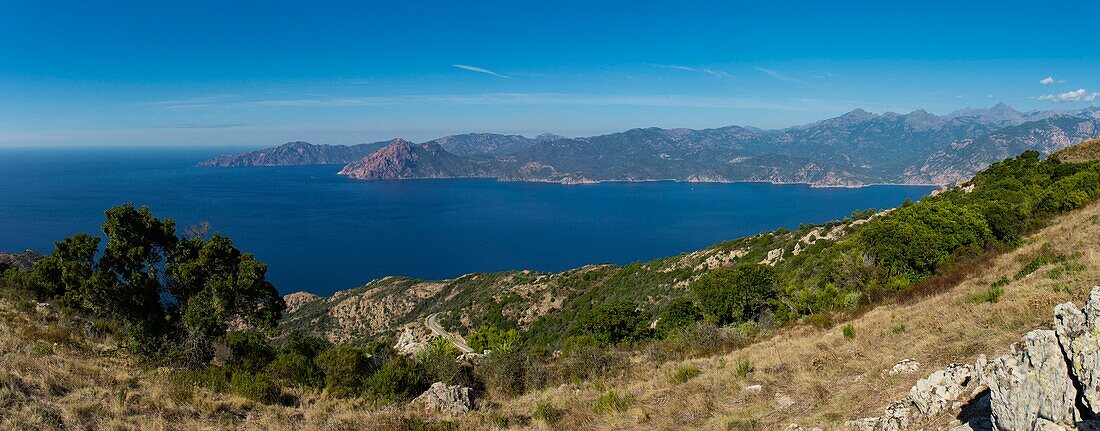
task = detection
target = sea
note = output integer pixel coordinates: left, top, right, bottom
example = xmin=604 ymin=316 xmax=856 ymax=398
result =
xmin=0 ymin=146 xmax=936 ymax=296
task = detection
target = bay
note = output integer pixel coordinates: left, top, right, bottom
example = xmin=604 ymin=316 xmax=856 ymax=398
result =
xmin=0 ymin=146 xmax=936 ymax=295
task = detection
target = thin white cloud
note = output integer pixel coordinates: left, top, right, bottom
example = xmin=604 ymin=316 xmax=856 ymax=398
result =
xmin=651 ymin=64 xmax=700 ymax=72
xmin=1039 ymin=76 xmax=1065 ymax=85
xmin=452 ymin=64 xmax=511 ymax=79
xmin=1036 ymin=88 xmax=1100 ymax=103
xmin=754 ymin=67 xmax=806 ymax=85
xmin=650 ymin=64 xmax=732 ymax=79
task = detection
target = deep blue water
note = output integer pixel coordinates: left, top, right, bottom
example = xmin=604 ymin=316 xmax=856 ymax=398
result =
xmin=0 ymin=147 xmax=936 ymax=296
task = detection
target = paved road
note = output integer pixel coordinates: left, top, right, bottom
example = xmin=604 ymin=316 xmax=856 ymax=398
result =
xmin=426 ymin=313 xmax=475 ymax=353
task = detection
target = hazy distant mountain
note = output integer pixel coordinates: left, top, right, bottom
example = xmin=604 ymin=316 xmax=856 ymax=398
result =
xmin=199 ymin=140 xmax=392 ymax=167
xmin=427 ymin=133 xmax=565 ymax=156
xmin=202 ymin=104 xmax=1100 ymax=186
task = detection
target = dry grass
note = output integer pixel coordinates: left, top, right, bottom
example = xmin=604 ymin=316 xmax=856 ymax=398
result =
xmin=0 ymin=299 xmax=445 ymax=430
xmin=3 ymin=201 xmax=1100 ymax=430
xmin=476 ymin=199 xmax=1100 ymax=430
xmin=1052 ymin=137 xmax=1100 ymax=163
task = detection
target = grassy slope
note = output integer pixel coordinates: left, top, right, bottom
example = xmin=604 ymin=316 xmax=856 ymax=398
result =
xmin=1052 ymin=137 xmax=1100 ymax=163
xmin=4 ymin=193 xmax=1098 ymax=430
xmin=465 ymin=199 xmax=1100 ymax=430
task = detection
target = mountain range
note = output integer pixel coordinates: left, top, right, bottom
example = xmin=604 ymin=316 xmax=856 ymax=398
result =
xmin=201 ymin=104 xmax=1100 ymax=186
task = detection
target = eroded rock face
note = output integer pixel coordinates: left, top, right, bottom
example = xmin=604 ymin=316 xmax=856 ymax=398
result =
xmin=854 ymin=287 xmax=1100 ymax=431
xmin=413 ymin=382 xmax=475 ymax=417
xmin=1054 ymin=288 xmax=1100 ymax=415
xmin=988 ymin=330 xmax=1078 ymax=431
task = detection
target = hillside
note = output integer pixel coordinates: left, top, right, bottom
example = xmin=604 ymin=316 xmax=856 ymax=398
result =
xmin=280 ymin=210 xmax=884 ymax=346
xmin=473 ymin=197 xmax=1100 ymax=430
xmin=198 ymin=140 xmax=391 ymax=167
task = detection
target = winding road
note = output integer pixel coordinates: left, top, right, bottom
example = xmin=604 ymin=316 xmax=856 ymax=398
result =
xmin=426 ymin=313 xmax=475 ymax=353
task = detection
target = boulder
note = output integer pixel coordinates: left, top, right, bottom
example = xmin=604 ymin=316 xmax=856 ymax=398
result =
xmin=988 ymin=330 xmax=1078 ymax=431
xmin=413 ymin=382 xmax=475 ymax=417
xmin=773 ymin=393 xmax=796 ymax=410
xmin=909 ymin=363 xmax=974 ymax=417
xmin=741 ymin=384 xmax=764 ymax=396
xmin=395 ymin=328 xmax=429 ymax=356
xmin=877 ymin=400 xmax=912 ymax=431
xmin=888 ymin=359 xmax=920 ymax=375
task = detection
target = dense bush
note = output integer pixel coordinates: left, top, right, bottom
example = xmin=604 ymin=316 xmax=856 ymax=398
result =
xmin=365 ymin=355 xmax=429 ymax=403
xmin=690 ymin=264 xmax=778 ymax=325
xmin=468 ymin=325 xmax=519 ymax=353
xmin=223 ymin=331 xmax=276 ymax=373
xmin=417 ymin=338 xmax=478 ymax=389
xmin=573 ymin=300 xmax=652 ymax=344
xmin=229 ymin=372 xmax=281 ymax=403
xmin=655 ymin=297 xmax=702 ymax=335
xmin=315 ymin=344 xmax=376 ymax=398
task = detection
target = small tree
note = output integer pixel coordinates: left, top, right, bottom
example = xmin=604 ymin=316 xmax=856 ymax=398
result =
xmin=33 ymin=204 xmax=285 ymax=360
xmin=574 ymin=300 xmax=651 ymax=344
xmin=315 ymin=344 xmax=375 ymax=397
xmin=655 ymin=297 xmax=702 ymax=335
xmin=468 ymin=325 xmax=520 ymax=353
xmin=690 ymin=264 xmax=778 ymax=325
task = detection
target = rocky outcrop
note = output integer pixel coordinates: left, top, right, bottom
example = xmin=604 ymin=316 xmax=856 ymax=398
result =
xmin=853 ymin=286 xmax=1100 ymax=431
xmin=412 ymin=382 xmax=475 ymax=416
xmin=0 ymin=250 xmax=43 ymax=269
xmin=395 ymin=328 xmax=430 ymax=356
xmin=988 ymin=330 xmax=1078 ymax=430
xmin=338 ymin=139 xmax=492 ymax=180
xmin=282 ymin=291 xmax=320 ymax=314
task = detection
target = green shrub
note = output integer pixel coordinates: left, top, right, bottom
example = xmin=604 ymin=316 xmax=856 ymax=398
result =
xmin=315 ymin=345 xmax=375 ymax=398
xmin=668 ymin=364 xmax=701 ymax=384
xmin=890 ymin=323 xmax=906 ymax=334
xmin=532 ymin=402 xmax=564 ymax=423
xmin=734 ymin=358 xmax=754 ymax=377
xmin=574 ymin=300 xmax=652 ymax=344
xmin=690 ymin=264 xmax=778 ymax=325
xmin=417 ymin=339 xmax=477 ymax=389
xmin=842 ymin=324 xmax=856 ymax=340
xmin=365 ymin=355 xmax=428 ymax=403
xmin=1015 ymin=252 xmax=1069 ymax=280
xmin=475 ymin=347 xmax=529 ymax=397
xmin=223 ymin=331 xmax=276 ymax=373
xmin=229 ymin=372 xmax=280 ymax=404
xmin=556 ymin=340 xmax=622 ymax=383
xmin=655 ymin=298 xmax=702 ymax=335
xmin=968 ymin=281 xmax=1006 ymax=304
xmin=592 ymin=389 xmax=633 ymax=414
xmin=282 ymin=331 xmax=330 ymax=359
xmin=266 ymin=351 xmax=323 ymax=388
xmin=468 ymin=325 xmax=519 ymax=353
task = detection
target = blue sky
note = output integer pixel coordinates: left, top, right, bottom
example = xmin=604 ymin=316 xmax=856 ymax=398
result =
xmin=2 ymin=1 xmax=1098 ymax=147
